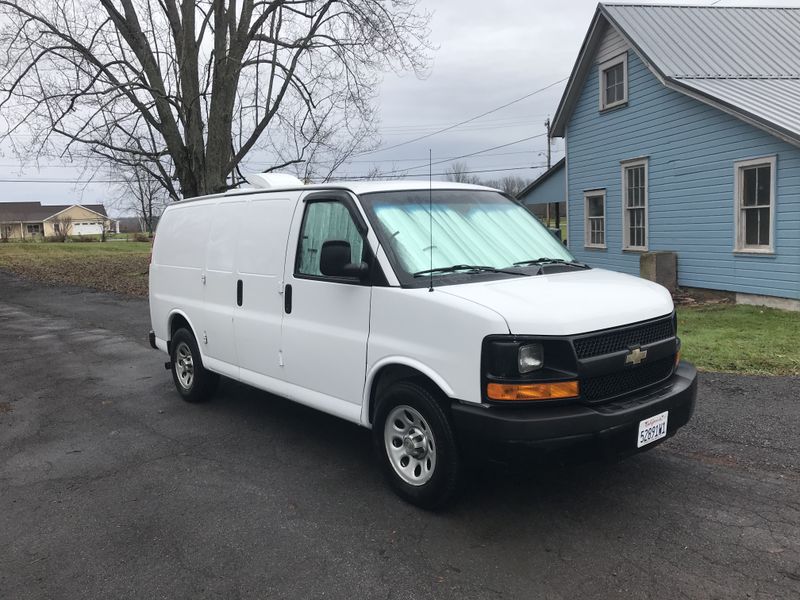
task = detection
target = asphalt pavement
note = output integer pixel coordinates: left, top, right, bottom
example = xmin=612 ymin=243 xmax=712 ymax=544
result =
xmin=1 ymin=271 xmax=799 ymax=599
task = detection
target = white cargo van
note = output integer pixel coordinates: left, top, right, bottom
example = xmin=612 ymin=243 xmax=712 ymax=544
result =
xmin=149 ymin=176 xmax=697 ymax=508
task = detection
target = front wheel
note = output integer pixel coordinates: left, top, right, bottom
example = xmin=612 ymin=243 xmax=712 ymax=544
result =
xmin=373 ymin=381 xmax=461 ymax=509
xmin=170 ymin=328 xmax=219 ymax=403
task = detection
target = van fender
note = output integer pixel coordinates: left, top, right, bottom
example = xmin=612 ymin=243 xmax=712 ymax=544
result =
xmin=361 ymin=357 xmax=456 ymax=427
xmin=166 ymin=309 xmax=207 ymax=360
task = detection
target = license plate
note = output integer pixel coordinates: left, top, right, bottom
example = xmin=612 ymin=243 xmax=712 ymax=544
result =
xmin=637 ymin=411 xmax=669 ymax=448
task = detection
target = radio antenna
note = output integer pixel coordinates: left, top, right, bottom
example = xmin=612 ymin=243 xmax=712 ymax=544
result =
xmin=428 ymin=148 xmax=434 ymax=292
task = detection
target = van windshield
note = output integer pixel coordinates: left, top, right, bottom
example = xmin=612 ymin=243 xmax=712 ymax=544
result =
xmin=359 ymin=189 xmax=576 ymax=287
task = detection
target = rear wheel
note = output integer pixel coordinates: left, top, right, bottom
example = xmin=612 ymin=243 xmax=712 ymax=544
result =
xmin=170 ymin=328 xmax=219 ymax=403
xmin=373 ymin=381 xmax=461 ymax=509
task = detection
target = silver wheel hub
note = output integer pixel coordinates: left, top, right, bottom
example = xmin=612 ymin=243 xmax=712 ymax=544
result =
xmin=384 ymin=405 xmax=437 ymax=486
xmin=175 ymin=342 xmax=194 ymax=390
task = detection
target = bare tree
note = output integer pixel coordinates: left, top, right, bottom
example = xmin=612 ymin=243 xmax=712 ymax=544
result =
xmin=51 ymin=216 xmax=73 ymax=242
xmin=116 ymin=167 xmax=170 ymax=235
xmin=482 ymin=175 xmax=530 ymax=197
xmin=0 ymin=1 xmax=431 ymax=198
xmin=444 ymin=161 xmax=481 ymax=185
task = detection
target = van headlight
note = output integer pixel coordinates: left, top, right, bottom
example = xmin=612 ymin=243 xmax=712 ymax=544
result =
xmin=518 ymin=344 xmax=544 ymax=373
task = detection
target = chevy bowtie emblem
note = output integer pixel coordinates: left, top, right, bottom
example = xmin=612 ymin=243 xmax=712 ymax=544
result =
xmin=625 ymin=346 xmax=648 ymax=365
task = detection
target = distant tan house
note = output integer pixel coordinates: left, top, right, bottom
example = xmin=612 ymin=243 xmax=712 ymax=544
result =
xmin=0 ymin=202 xmax=115 ymax=239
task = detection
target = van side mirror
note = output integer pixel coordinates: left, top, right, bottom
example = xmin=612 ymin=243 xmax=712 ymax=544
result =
xmin=319 ymin=240 xmax=369 ymax=281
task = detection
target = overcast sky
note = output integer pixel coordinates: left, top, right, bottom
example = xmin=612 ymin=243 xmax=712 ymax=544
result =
xmin=0 ymin=0 xmax=797 ymax=213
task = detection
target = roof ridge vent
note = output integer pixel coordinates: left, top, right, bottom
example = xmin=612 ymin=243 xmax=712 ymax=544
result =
xmin=246 ymin=172 xmax=304 ymax=189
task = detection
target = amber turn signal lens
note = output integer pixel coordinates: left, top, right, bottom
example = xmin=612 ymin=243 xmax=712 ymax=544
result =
xmin=487 ymin=381 xmax=579 ymax=401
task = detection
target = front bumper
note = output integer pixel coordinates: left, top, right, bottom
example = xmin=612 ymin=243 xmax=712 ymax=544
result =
xmin=451 ymin=361 xmax=697 ymax=457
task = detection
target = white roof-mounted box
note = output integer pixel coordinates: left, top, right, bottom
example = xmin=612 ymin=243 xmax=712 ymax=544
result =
xmin=245 ymin=173 xmax=304 ymax=189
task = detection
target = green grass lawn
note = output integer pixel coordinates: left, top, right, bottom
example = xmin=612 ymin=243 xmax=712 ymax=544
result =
xmin=0 ymin=241 xmax=151 ymax=296
xmin=678 ymin=304 xmax=800 ymax=376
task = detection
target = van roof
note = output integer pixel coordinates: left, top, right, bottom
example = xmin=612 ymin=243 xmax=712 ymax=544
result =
xmin=176 ymin=180 xmax=500 ymax=204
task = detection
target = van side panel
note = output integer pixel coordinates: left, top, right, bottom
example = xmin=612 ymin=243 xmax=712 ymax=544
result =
xmin=149 ymin=203 xmax=212 ymax=344
xmin=233 ymin=195 xmax=297 ymax=380
xmin=201 ymin=199 xmax=246 ymax=376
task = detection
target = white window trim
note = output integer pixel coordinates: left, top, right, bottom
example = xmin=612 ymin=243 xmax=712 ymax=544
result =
xmin=598 ymin=53 xmax=628 ymax=111
xmin=621 ymin=157 xmax=649 ymax=251
xmin=584 ymin=190 xmax=607 ymax=249
xmin=734 ymin=155 xmax=776 ymax=254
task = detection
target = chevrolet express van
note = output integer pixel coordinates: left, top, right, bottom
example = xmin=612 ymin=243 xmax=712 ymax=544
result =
xmin=149 ymin=175 xmax=697 ymax=508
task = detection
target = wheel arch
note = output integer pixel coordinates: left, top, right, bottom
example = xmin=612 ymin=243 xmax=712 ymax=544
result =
xmin=167 ymin=310 xmax=198 ymax=354
xmin=363 ymin=359 xmax=455 ymax=426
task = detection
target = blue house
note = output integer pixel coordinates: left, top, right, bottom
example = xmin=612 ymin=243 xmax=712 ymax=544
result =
xmin=552 ymin=4 xmax=800 ymax=307
xmin=517 ymin=157 xmax=566 ymax=224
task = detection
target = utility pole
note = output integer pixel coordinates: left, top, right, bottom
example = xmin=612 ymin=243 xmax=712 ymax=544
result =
xmin=544 ymin=118 xmax=560 ymax=231
xmin=545 ymin=118 xmax=552 ymax=170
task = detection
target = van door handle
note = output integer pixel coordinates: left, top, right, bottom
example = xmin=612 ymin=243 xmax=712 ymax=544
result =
xmin=284 ymin=284 xmax=292 ymax=314
xmin=236 ymin=279 xmax=243 ymax=307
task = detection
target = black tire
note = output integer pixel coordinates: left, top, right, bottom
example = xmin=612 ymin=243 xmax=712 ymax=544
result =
xmin=373 ymin=380 xmax=461 ymax=509
xmin=170 ymin=328 xmax=219 ymax=403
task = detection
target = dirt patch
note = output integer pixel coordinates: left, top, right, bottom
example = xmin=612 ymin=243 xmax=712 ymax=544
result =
xmin=0 ymin=249 xmax=149 ymax=297
xmin=673 ymin=287 xmax=734 ymax=307
xmin=0 ymin=402 xmax=12 ymax=415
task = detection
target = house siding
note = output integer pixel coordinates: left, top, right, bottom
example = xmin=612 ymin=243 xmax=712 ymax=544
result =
xmin=566 ymin=49 xmax=800 ymax=300
xmin=43 ymin=205 xmax=109 ymax=237
xmin=519 ymin=165 xmax=565 ymax=206
xmin=596 ymin=22 xmax=629 ymax=64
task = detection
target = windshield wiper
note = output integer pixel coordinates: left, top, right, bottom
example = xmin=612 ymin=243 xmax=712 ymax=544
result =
xmin=512 ymin=257 xmax=590 ymax=269
xmin=413 ymin=264 xmax=527 ymax=277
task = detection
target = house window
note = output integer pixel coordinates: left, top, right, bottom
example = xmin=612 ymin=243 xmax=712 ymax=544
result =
xmin=599 ymin=54 xmax=628 ymax=110
xmin=622 ymin=159 xmax=648 ymax=250
xmin=26 ymin=223 xmax=42 ymax=235
xmin=735 ymin=156 xmax=776 ymax=252
xmin=584 ymin=191 xmax=606 ymax=248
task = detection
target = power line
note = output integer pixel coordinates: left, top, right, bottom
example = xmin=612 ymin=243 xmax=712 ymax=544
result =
xmin=0 ymin=163 xmax=548 ymax=186
xmin=355 ymin=77 xmax=568 ymax=156
xmin=240 ymin=148 xmax=546 ymax=173
xmin=325 ymin=164 xmax=546 ymax=182
xmin=378 ymin=114 xmax=548 ymax=131
xmin=375 ymin=133 xmax=548 ymax=177
xmin=0 ymin=178 xmax=123 ymax=184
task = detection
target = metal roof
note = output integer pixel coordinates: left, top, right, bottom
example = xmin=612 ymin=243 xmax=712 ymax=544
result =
xmin=0 ymin=202 xmax=108 ymax=222
xmin=552 ymin=4 xmax=800 ymax=146
xmin=603 ymin=4 xmax=800 ymax=79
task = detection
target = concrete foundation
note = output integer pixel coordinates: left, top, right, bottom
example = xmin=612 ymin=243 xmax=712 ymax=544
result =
xmin=640 ymin=251 xmax=677 ymax=293
xmin=735 ymin=293 xmax=800 ymax=312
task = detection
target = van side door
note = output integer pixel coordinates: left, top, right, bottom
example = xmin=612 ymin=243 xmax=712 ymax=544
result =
xmin=279 ymin=192 xmax=372 ymax=415
xmin=234 ymin=195 xmax=296 ymax=381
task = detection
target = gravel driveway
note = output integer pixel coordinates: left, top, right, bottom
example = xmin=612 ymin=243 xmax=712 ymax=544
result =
xmin=1 ymin=271 xmax=798 ymax=599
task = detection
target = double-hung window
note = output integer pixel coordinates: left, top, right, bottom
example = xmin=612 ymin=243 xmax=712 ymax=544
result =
xmin=584 ymin=191 xmax=606 ymax=248
xmin=622 ymin=159 xmax=648 ymax=250
xmin=599 ymin=54 xmax=628 ymax=110
xmin=735 ymin=156 xmax=775 ymax=253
